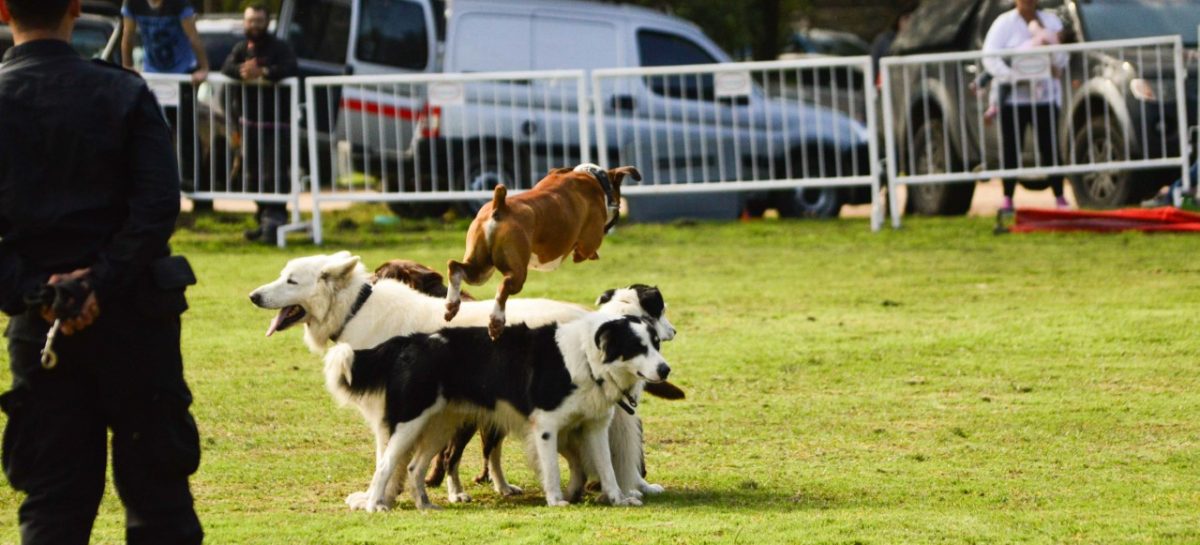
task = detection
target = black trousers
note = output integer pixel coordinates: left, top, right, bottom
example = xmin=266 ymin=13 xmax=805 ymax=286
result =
xmin=1000 ymin=102 xmax=1064 ymax=198
xmin=242 ymin=122 xmax=292 ymax=224
xmin=1 ymin=299 xmax=203 ymax=545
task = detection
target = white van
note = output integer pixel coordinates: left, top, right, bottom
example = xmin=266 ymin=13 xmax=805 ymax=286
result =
xmin=279 ymin=0 xmax=872 ymax=219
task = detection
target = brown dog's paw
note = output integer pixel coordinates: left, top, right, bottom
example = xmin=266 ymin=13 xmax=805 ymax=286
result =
xmin=488 ymin=317 xmax=505 ymax=340
xmin=643 ymin=380 xmax=686 ymax=400
xmin=444 ymin=300 xmax=460 ymax=322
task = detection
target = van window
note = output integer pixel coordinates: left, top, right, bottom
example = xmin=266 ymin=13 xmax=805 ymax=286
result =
xmin=288 ymin=0 xmax=351 ymax=64
xmin=637 ymin=29 xmax=717 ymax=100
xmin=355 ymin=0 xmax=429 ymax=69
xmin=533 ymin=16 xmax=617 ymax=70
xmin=637 ymin=29 xmax=717 ymax=67
xmin=453 ymin=13 xmax=531 ymax=72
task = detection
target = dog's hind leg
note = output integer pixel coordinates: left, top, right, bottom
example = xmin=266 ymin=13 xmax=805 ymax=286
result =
xmin=484 ymin=429 xmax=523 ymax=496
xmin=443 ymin=423 xmax=476 ymax=503
xmin=488 ymin=270 xmax=526 ymax=340
xmin=563 ymin=447 xmax=587 ymax=504
xmin=475 ymin=424 xmax=496 ymax=484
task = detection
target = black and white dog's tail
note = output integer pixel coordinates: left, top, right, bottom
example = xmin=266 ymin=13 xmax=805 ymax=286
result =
xmin=324 ymin=343 xmax=357 ymax=406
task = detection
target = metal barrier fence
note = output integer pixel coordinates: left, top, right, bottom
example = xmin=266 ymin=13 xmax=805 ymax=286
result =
xmin=143 ymin=73 xmax=308 ymax=246
xmin=304 ymin=70 xmax=590 ymax=245
xmin=881 ymin=36 xmax=1191 ymax=227
xmin=592 ymin=57 xmax=883 ymax=230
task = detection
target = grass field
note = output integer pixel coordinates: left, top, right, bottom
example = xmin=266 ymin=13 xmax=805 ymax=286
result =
xmin=1 ymin=208 xmax=1198 ymax=544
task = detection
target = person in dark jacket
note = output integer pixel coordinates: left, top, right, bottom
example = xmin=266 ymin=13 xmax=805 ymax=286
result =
xmin=221 ymin=2 xmax=298 ymax=244
xmin=0 ymin=0 xmax=203 ymax=543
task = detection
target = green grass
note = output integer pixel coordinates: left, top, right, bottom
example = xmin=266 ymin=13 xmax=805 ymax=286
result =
xmin=2 ymin=207 xmax=1199 ymax=544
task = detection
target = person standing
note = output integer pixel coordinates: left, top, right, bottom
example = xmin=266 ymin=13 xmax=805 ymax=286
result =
xmin=0 ymin=0 xmax=204 ymax=543
xmin=221 ymin=3 xmax=298 ymax=244
xmin=120 ymin=0 xmax=208 ymax=82
xmin=121 ymin=0 xmax=210 ymax=210
xmin=983 ymin=0 xmax=1070 ymax=212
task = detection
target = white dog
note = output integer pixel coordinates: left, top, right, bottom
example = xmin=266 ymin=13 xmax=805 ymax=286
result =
xmin=249 ymin=252 xmax=676 ymax=506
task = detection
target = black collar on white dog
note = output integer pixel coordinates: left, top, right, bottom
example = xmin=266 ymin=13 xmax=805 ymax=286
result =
xmin=331 ymin=283 xmax=373 ymax=342
xmin=617 ymin=391 xmax=638 ymax=415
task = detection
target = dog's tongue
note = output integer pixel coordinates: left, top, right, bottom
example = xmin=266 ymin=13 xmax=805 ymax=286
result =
xmin=266 ymin=310 xmax=286 ymax=337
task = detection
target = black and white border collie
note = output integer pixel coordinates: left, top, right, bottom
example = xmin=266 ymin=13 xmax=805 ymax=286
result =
xmin=323 ymin=312 xmax=670 ymax=511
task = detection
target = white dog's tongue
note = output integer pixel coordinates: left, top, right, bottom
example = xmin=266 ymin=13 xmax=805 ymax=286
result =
xmin=266 ymin=310 xmax=286 ymax=337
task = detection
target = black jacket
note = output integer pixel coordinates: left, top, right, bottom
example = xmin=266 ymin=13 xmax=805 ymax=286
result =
xmin=0 ymin=40 xmax=180 ymax=315
xmin=220 ymin=34 xmax=298 ymax=123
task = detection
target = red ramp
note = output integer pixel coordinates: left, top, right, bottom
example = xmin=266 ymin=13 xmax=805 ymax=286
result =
xmin=1009 ymin=207 xmax=1200 ymax=233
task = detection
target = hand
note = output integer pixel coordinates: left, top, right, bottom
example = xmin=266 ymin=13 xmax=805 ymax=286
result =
xmin=39 ymin=268 xmax=101 ymax=336
xmin=239 ymin=60 xmax=263 ymax=80
xmin=191 ymin=68 xmax=208 ymax=85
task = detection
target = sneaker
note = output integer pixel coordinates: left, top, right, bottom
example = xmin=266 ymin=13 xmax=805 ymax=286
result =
xmin=243 ymin=226 xmax=263 ymax=242
xmin=999 ymin=196 xmax=1014 ymax=213
xmin=1140 ymin=192 xmax=1172 ymax=208
xmin=1055 ymin=196 xmax=1070 ymax=210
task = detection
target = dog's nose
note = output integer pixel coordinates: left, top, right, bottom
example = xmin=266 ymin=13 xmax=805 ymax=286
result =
xmin=656 ymin=363 xmax=671 ymax=380
xmin=249 ymin=292 xmax=263 ymax=306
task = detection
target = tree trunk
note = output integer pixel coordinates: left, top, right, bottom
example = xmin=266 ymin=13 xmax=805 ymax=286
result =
xmin=753 ymin=0 xmax=782 ymax=61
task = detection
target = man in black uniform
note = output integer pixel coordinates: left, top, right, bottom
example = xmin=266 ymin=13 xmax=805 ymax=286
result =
xmin=221 ymin=3 xmax=298 ymax=244
xmin=0 ymin=0 xmax=204 ymax=544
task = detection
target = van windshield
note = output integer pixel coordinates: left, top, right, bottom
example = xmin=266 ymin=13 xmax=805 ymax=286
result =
xmin=1078 ymin=0 xmax=1200 ymax=46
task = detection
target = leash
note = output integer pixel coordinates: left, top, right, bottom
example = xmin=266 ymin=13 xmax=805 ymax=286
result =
xmin=330 ymin=283 xmax=373 ymax=342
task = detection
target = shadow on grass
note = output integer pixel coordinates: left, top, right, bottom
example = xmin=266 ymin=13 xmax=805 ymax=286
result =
xmin=413 ymin=483 xmax=855 ymax=513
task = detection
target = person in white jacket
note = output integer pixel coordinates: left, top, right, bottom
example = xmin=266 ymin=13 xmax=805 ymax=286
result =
xmin=982 ymin=0 xmax=1070 ymax=211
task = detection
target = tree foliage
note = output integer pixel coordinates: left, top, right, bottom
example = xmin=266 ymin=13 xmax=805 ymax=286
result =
xmin=613 ymin=0 xmax=811 ymax=60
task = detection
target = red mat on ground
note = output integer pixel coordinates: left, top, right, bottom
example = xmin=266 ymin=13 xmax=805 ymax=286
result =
xmin=1011 ymin=207 xmax=1200 ymax=233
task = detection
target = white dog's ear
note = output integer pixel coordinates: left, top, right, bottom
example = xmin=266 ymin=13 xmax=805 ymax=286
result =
xmin=321 ymin=254 xmax=361 ymax=283
xmin=595 ymin=288 xmax=616 ymax=307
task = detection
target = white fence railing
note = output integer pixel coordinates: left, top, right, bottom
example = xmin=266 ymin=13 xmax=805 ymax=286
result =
xmin=142 ymin=35 xmax=1200 ymax=242
xmin=881 ymin=36 xmax=1191 ymax=227
xmin=144 ymin=73 xmax=309 ymax=246
xmin=592 ymin=57 xmax=883 ymax=230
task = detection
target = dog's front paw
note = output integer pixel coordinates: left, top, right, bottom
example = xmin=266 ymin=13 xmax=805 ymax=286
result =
xmin=415 ymin=501 xmax=443 ymax=511
xmin=625 ymin=488 xmax=644 ymax=500
xmin=496 ymin=483 xmax=523 ymax=496
xmin=345 ymin=491 xmax=370 ymax=510
xmin=611 ymin=494 xmax=643 ymax=507
xmin=488 ymin=318 xmax=505 ymax=340
xmin=448 ymin=491 xmax=472 ymax=503
xmin=639 ymin=482 xmax=665 ymax=495
xmin=545 ymin=497 xmax=570 ymax=507
xmin=444 ymin=301 xmax=460 ymax=322
xmin=364 ymin=500 xmax=391 ymax=513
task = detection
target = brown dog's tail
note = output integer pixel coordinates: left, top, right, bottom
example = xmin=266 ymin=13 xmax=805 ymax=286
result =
xmin=643 ymin=380 xmax=685 ymax=400
xmin=491 ymin=185 xmax=508 ymax=216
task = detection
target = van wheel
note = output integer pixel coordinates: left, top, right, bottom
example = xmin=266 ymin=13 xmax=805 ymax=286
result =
xmin=775 ymin=188 xmax=842 ymax=218
xmin=455 ymin=158 xmax=515 ymax=217
xmin=905 ymin=118 xmax=974 ymax=216
xmin=1068 ymin=114 xmax=1132 ymax=208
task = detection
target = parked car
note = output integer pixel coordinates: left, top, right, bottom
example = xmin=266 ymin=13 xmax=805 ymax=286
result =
xmin=887 ymin=0 xmax=1200 ymax=214
xmin=0 ymin=1 xmax=121 ymax=62
xmin=277 ymin=0 xmax=872 ymax=219
xmin=780 ymin=28 xmax=870 ymax=59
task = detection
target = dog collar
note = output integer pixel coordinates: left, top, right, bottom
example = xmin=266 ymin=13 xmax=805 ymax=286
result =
xmin=330 ymin=283 xmax=373 ymax=342
xmin=617 ymin=391 xmax=638 ymax=415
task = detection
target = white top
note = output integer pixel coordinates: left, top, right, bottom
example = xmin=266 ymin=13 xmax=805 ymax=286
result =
xmin=982 ymin=9 xmax=1068 ymax=105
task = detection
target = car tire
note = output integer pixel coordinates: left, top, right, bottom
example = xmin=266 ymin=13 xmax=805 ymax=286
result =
xmin=775 ymin=187 xmax=842 ymax=218
xmin=1068 ymin=113 xmax=1134 ymax=208
xmin=454 ymin=157 xmax=515 ymax=217
xmin=905 ymin=117 xmax=974 ymax=216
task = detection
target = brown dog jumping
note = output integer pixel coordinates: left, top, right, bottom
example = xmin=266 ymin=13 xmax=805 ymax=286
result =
xmin=445 ymin=163 xmax=640 ymax=338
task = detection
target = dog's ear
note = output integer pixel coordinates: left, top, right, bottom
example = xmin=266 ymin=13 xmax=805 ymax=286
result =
xmin=595 ymin=288 xmax=616 ymax=307
xmin=321 ymin=254 xmax=361 ymax=283
xmin=417 ymin=269 xmax=446 ymax=294
xmin=635 ymin=285 xmax=665 ymax=318
xmin=593 ymin=317 xmax=640 ymax=363
xmin=607 ymin=166 xmax=641 ymax=188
